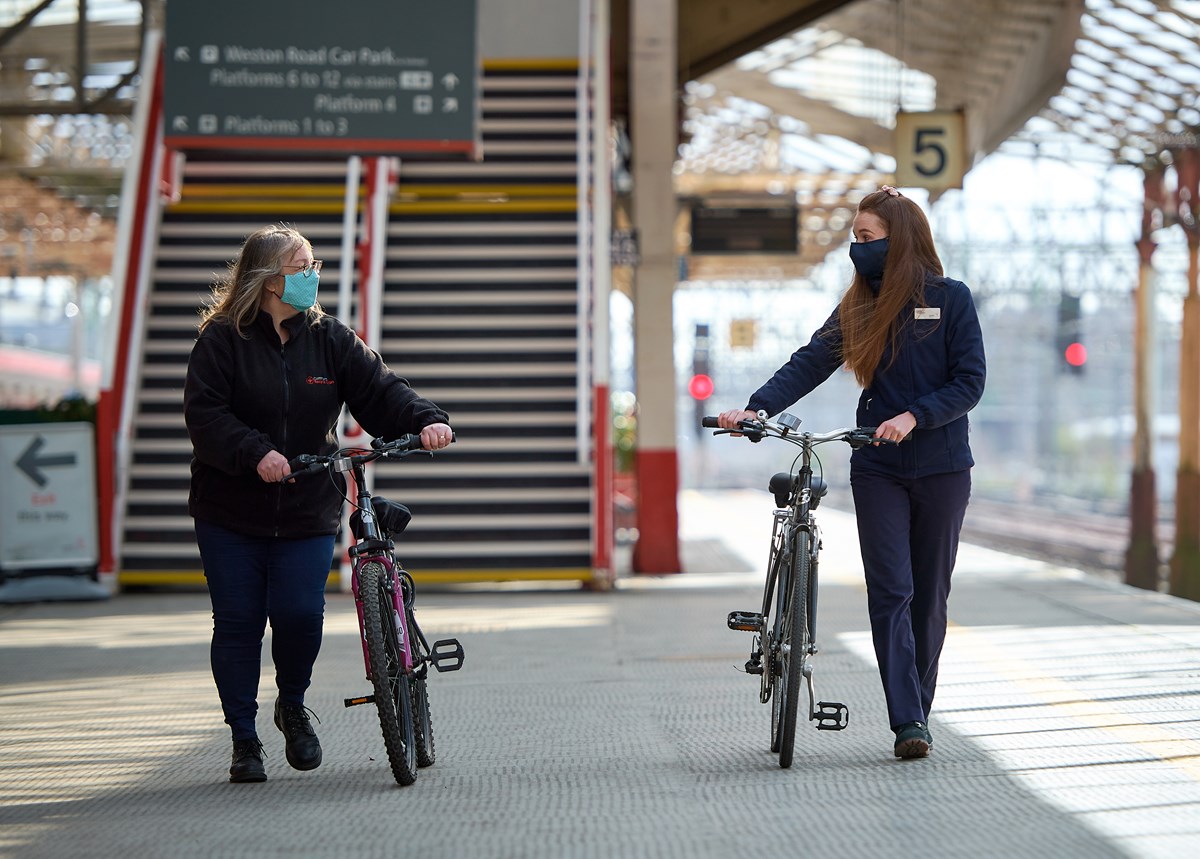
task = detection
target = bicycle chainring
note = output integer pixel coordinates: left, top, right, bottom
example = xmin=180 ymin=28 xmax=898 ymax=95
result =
xmin=759 ymin=630 xmax=774 ymax=704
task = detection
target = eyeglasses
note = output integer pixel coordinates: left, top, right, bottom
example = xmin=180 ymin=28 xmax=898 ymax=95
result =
xmin=282 ymin=259 xmax=323 ymax=276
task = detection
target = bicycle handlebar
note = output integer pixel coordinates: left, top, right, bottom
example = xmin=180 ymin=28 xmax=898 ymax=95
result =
xmin=701 ymin=413 xmax=897 ymax=450
xmin=281 ymin=433 xmax=445 ymax=483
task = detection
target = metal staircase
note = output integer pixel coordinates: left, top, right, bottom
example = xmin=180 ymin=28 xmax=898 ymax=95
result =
xmin=118 ymin=65 xmax=595 ymax=585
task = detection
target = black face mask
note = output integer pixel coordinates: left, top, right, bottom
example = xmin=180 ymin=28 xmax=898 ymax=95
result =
xmin=849 ymin=236 xmax=889 ymax=284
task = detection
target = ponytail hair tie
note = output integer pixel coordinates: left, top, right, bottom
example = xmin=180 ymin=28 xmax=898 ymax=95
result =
xmin=881 ymin=185 xmax=902 ymax=197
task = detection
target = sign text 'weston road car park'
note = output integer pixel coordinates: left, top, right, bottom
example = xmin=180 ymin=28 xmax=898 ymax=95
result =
xmin=164 ymin=0 xmax=479 ymax=157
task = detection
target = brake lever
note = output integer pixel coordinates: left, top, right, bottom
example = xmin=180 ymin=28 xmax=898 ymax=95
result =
xmin=737 ymin=420 xmax=767 ymax=443
xmin=384 ymin=448 xmax=434 ymax=459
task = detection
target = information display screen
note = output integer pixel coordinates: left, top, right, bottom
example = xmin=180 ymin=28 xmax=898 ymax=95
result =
xmin=164 ymin=0 xmax=478 ymax=157
xmin=690 ymin=206 xmax=799 ymax=254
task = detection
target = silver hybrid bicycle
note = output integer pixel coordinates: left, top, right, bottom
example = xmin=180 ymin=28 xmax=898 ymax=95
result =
xmin=702 ymin=411 xmax=894 ymax=768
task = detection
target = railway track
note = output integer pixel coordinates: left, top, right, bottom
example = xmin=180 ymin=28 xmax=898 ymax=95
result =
xmin=960 ymin=497 xmax=1175 ymax=580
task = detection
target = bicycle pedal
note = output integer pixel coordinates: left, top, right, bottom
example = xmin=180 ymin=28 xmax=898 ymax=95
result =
xmin=343 ymin=694 xmax=375 ymax=708
xmin=429 ymin=638 xmax=465 ymax=672
xmin=727 ymin=611 xmax=764 ymax=632
xmin=813 ymin=701 xmax=849 ymax=731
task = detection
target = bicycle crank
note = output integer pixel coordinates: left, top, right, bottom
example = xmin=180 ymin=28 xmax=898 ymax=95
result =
xmin=812 ymin=701 xmax=849 ymax=731
xmin=429 ymin=638 xmax=465 ymax=672
xmin=804 ymin=665 xmax=849 ymax=730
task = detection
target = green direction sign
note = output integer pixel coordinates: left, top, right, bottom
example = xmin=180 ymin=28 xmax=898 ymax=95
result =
xmin=164 ymin=0 xmax=478 ymax=157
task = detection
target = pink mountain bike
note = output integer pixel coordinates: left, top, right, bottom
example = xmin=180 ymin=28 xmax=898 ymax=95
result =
xmin=285 ymin=434 xmax=464 ymax=785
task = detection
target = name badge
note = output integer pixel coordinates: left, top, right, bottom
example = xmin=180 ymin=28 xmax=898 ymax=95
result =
xmin=914 ymin=307 xmax=940 ymax=320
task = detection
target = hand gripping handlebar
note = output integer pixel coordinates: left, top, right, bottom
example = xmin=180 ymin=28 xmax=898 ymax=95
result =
xmin=282 ymin=433 xmax=444 ymax=482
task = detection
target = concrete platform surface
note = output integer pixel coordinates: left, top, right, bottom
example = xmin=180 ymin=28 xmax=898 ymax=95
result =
xmin=1 ymin=490 xmax=1199 ymax=859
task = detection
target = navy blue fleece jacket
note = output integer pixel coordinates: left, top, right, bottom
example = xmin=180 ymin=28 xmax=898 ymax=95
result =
xmin=747 ymin=275 xmax=985 ymax=478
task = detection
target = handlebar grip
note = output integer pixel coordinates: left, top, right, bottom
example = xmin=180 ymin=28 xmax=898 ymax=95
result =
xmin=400 ymin=433 xmax=428 ymax=451
xmin=375 ymin=433 xmax=429 ymax=453
xmin=701 ymin=416 xmax=720 ymax=428
xmin=285 ymin=454 xmax=318 ymax=473
xmin=281 ymin=457 xmax=328 ymax=482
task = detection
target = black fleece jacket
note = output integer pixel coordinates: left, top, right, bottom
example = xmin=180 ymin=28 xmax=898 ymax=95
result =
xmin=184 ymin=310 xmax=449 ymax=538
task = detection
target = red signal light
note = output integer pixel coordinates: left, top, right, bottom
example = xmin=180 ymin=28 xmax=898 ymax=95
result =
xmin=1064 ymin=342 xmax=1087 ymax=367
xmin=687 ymin=374 xmax=714 ymax=400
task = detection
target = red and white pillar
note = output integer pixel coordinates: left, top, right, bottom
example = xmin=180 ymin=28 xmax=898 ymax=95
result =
xmin=630 ymin=0 xmax=681 ymax=573
xmin=95 ymin=32 xmax=166 ymax=590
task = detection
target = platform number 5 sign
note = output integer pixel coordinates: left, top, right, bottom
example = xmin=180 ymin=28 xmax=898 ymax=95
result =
xmin=894 ymin=110 xmax=966 ymax=191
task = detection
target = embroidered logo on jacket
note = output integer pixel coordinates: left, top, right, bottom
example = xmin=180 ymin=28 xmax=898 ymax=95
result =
xmin=306 ymin=375 xmax=335 ymax=385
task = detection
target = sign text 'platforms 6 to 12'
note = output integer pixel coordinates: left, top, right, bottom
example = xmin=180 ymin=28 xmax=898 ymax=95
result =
xmin=164 ymin=0 xmax=479 ymax=157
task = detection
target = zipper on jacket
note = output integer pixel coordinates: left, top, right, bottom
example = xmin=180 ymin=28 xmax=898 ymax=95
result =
xmin=904 ymin=318 xmax=916 ymax=478
xmin=274 ymin=340 xmax=290 ymax=537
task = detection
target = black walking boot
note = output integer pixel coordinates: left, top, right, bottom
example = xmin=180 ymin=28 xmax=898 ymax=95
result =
xmin=274 ymin=698 xmax=322 ymax=770
xmin=893 ymin=721 xmax=931 ymax=759
xmin=229 ymin=738 xmax=267 ymax=783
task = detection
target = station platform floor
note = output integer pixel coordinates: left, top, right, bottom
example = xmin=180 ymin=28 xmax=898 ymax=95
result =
xmin=1 ymin=490 xmax=1199 ymax=858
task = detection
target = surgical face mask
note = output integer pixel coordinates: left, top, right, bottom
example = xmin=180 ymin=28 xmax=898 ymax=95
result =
xmin=849 ymin=236 xmax=889 ymax=283
xmin=280 ymin=269 xmax=319 ymax=311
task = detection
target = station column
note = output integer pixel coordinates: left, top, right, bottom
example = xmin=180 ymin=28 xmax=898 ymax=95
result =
xmin=629 ymin=0 xmax=682 ymax=572
xmin=1126 ymin=166 xmax=1162 ymax=590
xmin=1171 ymin=147 xmax=1200 ymax=598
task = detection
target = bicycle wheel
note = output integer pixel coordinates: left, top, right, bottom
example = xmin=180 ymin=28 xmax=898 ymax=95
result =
xmin=778 ymin=530 xmax=811 ymax=769
xmin=408 ymin=614 xmax=437 ymax=768
xmin=360 ymin=561 xmax=418 ymax=785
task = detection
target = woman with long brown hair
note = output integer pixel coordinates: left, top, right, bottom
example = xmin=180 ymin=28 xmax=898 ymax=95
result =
xmin=718 ymin=186 xmax=986 ymax=759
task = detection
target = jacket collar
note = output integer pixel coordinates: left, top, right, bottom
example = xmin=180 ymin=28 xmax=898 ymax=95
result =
xmin=255 ymin=309 xmax=307 ymax=342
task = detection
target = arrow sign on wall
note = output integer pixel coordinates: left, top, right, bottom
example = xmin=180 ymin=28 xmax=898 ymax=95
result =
xmin=16 ymin=436 xmax=76 ymax=488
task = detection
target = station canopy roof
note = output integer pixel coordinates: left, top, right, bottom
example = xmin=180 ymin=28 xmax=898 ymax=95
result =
xmin=676 ymin=0 xmax=1200 ymax=279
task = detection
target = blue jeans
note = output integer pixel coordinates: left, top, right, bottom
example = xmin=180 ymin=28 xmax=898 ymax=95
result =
xmin=850 ymin=469 xmax=971 ymax=731
xmin=195 ymin=520 xmax=336 ymax=740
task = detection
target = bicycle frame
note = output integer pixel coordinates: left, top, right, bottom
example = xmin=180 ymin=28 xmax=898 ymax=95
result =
xmin=345 ymin=468 xmax=414 ymax=677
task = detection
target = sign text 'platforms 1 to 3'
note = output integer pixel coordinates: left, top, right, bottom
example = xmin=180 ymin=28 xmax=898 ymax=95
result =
xmin=163 ymin=0 xmax=479 ymax=157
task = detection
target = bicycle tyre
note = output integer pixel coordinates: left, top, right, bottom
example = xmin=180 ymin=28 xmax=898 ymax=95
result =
xmin=409 ymin=617 xmax=437 ymax=767
xmin=778 ymin=530 xmax=811 ymax=769
xmin=768 ymin=536 xmax=790 ymax=754
xmin=360 ymin=561 xmax=418 ymax=785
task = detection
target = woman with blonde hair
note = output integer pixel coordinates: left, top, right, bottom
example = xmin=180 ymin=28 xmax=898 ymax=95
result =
xmin=718 ymin=187 xmax=985 ymax=759
xmin=185 ymin=224 xmax=454 ymax=782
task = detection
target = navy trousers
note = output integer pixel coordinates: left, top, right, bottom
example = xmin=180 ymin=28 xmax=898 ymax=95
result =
xmin=850 ymin=468 xmax=971 ymax=730
xmin=194 ymin=520 xmax=335 ymax=740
